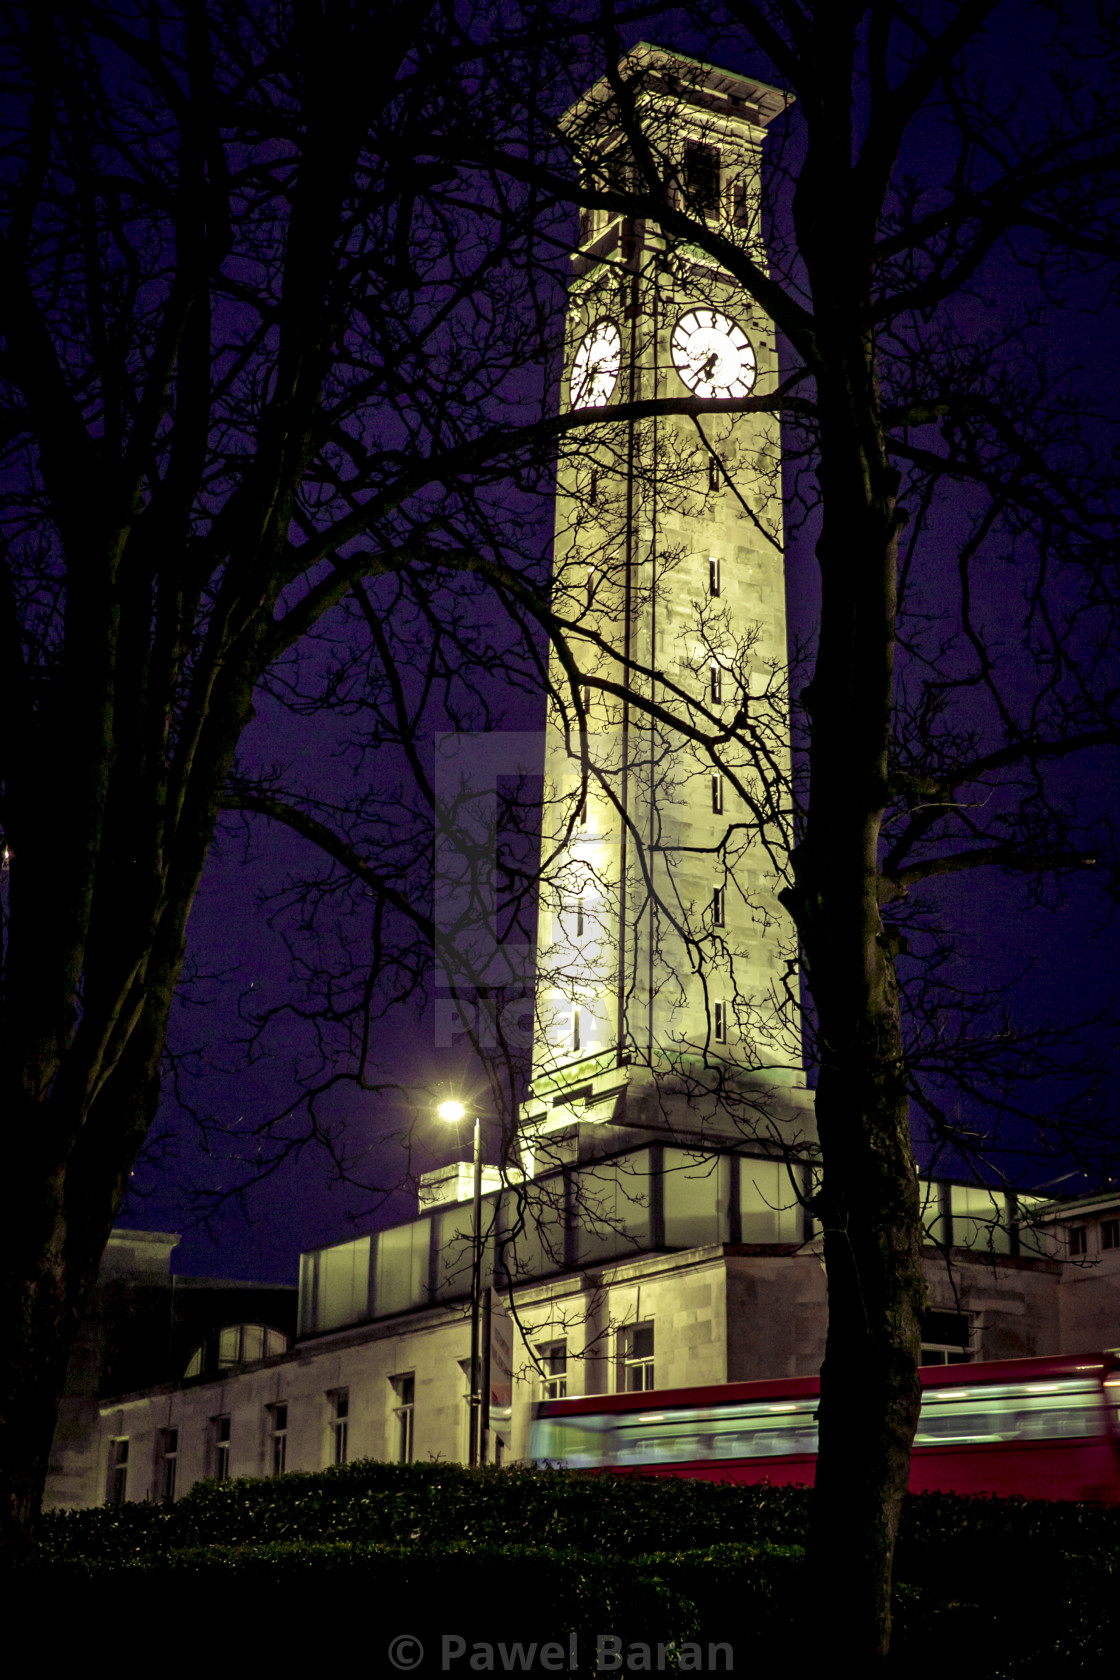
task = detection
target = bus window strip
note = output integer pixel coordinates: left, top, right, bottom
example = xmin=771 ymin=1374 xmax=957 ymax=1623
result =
xmin=533 ymin=1376 xmax=1112 ymax=1468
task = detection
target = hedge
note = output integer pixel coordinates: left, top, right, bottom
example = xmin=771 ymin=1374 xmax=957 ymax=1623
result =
xmin=28 ymin=1462 xmax=815 ymax=1558
xmin=17 ymin=1464 xmax=1119 ymax=1673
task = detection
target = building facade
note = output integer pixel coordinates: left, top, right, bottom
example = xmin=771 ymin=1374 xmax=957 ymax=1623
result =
xmin=46 ymin=1229 xmax=297 ymax=1510
xmin=77 ymin=1174 xmax=1119 ymax=1506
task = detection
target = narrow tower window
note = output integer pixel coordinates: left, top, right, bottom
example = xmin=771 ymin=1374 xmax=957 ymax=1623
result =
xmin=576 ymin=897 xmax=585 ymax=937
xmin=710 ymin=663 xmax=722 ymax=704
xmin=711 ymin=774 xmax=724 ymax=815
xmin=708 ymin=455 xmax=721 ymax=492
xmin=572 ymin=1005 xmax=581 ymax=1052
xmin=684 ymin=142 xmax=721 ymax=211
xmin=713 ymin=885 xmax=725 ymax=926
xmin=709 ymin=555 xmax=721 ymax=597
xmin=714 ymin=1002 xmax=728 ymax=1044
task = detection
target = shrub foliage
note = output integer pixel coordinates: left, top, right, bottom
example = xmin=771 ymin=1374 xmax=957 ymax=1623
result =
xmin=23 ymin=1464 xmax=1118 ymax=1673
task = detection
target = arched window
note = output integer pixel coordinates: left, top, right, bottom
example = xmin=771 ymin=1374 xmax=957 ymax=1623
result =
xmin=183 ymin=1322 xmax=288 ymax=1379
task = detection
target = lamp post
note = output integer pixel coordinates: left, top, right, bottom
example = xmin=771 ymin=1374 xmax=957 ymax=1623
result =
xmin=438 ymin=1100 xmax=483 ymax=1468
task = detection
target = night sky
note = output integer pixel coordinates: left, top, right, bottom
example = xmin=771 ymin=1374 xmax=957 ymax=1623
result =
xmin=118 ymin=5 xmax=1119 ymax=1286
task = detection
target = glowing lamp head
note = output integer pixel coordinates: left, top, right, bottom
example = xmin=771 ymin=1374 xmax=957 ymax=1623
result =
xmin=438 ymin=1100 xmax=466 ymax=1124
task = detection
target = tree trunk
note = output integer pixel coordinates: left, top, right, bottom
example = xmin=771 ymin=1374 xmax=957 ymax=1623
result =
xmin=0 ymin=650 xmax=257 ymax=1552
xmin=1 ymin=1034 xmax=165 ymax=1553
xmin=807 ymin=1019 xmax=926 ymax=1660
xmin=791 ymin=343 xmax=926 ymax=1657
xmin=2 ymin=1154 xmax=128 ymax=1549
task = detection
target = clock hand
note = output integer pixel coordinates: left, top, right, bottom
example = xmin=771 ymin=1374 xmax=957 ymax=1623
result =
xmin=575 ymin=369 xmax=600 ymax=407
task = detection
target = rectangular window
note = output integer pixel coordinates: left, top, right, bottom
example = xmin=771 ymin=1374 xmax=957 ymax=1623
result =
xmin=538 ymin=1340 xmax=568 ymax=1401
xmin=392 ymin=1374 xmax=415 ymax=1464
xmin=663 ymin=1153 xmax=724 ymax=1248
xmin=950 ymin=1184 xmax=1011 ymax=1255
xmin=920 ymin=1310 xmax=972 ymax=1365
xmin=329 ymin=1389 xmax=349 ymax=1466
xmin=684 ymin=142 xmax=721 ymax=210
xmin=1102 ymin=1218 xmax=1119 ymax=1251
xmin=1069 ymin=1226 xmax=1088 ymax=1256
xmin=740 ymin=1158 xmax=802 ymax=1244
xmin=708 ymin=555 xmax=721 ymax=597
xmin=617 ymin=1322 xmax=655 ymax=1393
xmin=915 ymin=1375 xmax=1106 ymax=1450
xmin=313 ymin=1238 xmax=371 ymax=1334
xmin=708 ymin=455 xmax=721 ymax=492
xmin=711 ymin=774 xmax=724 ymax=815
xmin=106 ymin=1437 xmax=128 ymax=1505
xmin=709 ymin=663 xmax=722 ymax=704
xmin=159 ymin=1428 xmax=178 ymax=1502
xmin=572 ymin=1004 xmax=581 ymax=1053
xmin=712 ymin=885 xmax=725 ymax=926
xmin=213 ymin=1414 xmax=230 ymax=1481
xmin=268 ymin=1403 xmax=288 ymax=1476
xmin=714 ymin=1001 xmax=728 ymax=1043
xmin=574 ymin=1151 xmax=653 ymax=1267
xmin=576 ymin=897 xmax=585 ymax=937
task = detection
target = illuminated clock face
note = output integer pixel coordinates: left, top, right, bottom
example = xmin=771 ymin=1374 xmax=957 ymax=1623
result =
xmin=570 ymin=321 xmax=622 ymax=409
xmin=670 ymin=308 xmax=756 ymax=399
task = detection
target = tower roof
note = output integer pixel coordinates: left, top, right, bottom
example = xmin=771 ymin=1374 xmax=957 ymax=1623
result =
xmin=563 ymin=41 xmax=792 ymax=135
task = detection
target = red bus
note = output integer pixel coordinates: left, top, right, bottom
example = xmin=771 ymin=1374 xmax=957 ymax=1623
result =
xmin=530 ymin=1351 xmax=1120 ymax=1503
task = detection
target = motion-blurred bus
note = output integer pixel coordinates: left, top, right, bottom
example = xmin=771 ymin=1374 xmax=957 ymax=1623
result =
xmin=530 ymin=1351 xmax=1120 ymax=1502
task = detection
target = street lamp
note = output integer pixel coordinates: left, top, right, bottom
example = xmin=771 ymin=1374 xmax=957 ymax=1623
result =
xmin=438 ymin=1100 xmax=483 ymax=1468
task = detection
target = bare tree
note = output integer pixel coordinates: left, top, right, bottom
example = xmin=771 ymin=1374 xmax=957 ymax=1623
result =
xmin=0 ymin=0 xmax=588 ymax=1547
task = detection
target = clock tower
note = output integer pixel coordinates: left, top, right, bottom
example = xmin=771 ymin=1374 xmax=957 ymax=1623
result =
xmin=521 ymin=45 xmax=816 ymax=1174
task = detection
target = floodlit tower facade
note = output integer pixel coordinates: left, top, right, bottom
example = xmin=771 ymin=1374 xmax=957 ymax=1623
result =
xmin=523 ymin=46 xmax=816 ymax=1171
